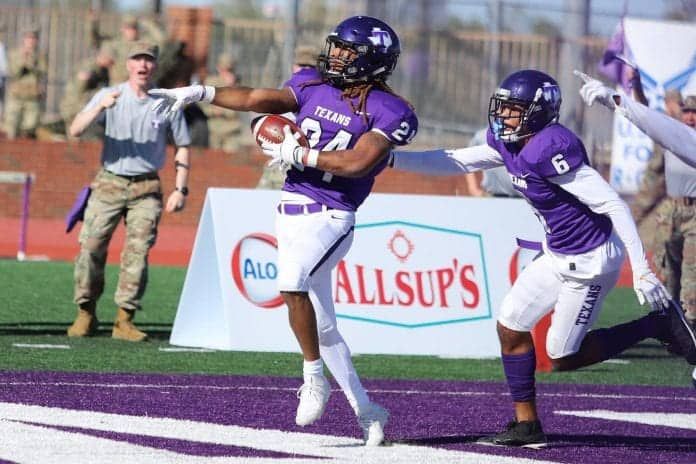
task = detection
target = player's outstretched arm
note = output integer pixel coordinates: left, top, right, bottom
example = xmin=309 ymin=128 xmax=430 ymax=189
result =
xmin=390 ymin=144 xmax=503 ymax=175
xmin=575 ymin=70 xmax=696 ymax=168
xmin=149 ymin=85 xmax=297 ymax=120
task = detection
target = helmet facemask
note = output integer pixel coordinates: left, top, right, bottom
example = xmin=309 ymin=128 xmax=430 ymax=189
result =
xmin=489 ymin=88 xmax=546 ymax=142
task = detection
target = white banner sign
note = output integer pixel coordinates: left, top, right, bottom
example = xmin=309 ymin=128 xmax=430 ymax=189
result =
xmin=610 ymin=17 xmax=696 ymax=194
xmin=171 ymin=188 xmax=543 ymax=358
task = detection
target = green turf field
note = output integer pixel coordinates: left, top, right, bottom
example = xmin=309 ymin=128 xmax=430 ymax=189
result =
xmin=1 ymin=260 xmax=692 ymax=387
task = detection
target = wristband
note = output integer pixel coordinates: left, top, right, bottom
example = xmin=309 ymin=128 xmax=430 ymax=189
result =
xmin=302 ymin=148 xmax=319 ymax=168
xmin=201 ymin=85 xmax=216 ymax=103
xmin=174 ymin=160 xmax=190 ymax=170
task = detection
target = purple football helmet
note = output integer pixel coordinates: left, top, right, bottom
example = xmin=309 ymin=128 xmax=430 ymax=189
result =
xmin=318 ymin=16 xmax=400 ymax=86
xmin=488 ymin=69 xmax=562 ymax=142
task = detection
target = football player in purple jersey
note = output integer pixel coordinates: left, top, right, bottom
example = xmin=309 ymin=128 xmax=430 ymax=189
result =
xmin=148 ymin=16 xmax=418 ymax=445
xmin=390 ymin=69 xmax=696 ymax=447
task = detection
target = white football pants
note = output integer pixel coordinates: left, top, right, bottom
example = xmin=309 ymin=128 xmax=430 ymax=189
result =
xmin=498 ymin=231 xmax=624 ymax=359
xmin=275 ymin=192 xmax=370 ymax=413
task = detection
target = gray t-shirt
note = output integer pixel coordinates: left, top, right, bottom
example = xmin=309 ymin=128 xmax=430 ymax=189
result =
xmin=665 ymin=150 xmax=696 ymax=198
xmin=83 ymin=82 xmax=191 ymax=175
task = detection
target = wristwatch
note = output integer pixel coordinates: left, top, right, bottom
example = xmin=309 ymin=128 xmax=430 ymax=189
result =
xmin=175 ymin=186 xmax=189 ymax=196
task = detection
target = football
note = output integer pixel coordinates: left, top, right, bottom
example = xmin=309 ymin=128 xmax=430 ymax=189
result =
xmin=251 ymin=114 xmax=309 ymax=148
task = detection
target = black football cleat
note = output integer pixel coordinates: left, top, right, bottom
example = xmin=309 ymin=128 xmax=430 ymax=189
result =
xmin=663 ymin=300 xmax=696 ymax=365
xmin=477 ymin=420 xmax=547 ymax=449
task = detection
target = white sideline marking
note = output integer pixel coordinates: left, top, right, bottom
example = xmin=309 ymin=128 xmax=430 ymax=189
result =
xmin=12 ymin=343 xmax=71 ymax=349
xmin=602 ymin=359 xmax=630 ymax=364
xmin=158 ymin=347 xmax=216 ymax=353
xmin=0 ymin=402 xmax=561 ymax=464
xmin=2 ymin=380 xmax=694 ymax=402
xmin=556 ymin=409 xmax=696 ymax=431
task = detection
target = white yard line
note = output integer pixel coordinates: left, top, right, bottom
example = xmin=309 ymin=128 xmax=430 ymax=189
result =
xmin=556 ymin=409 xmax=696 ymax=431
xmin=0 ymin=402 xmax=562 ymax=464
xmin=12 ymin=343 xmax=71 ymax=349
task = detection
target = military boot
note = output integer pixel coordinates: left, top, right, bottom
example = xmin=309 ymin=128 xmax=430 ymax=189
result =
xmin=112 ymin=308 xmax=148 ymax=342
xmin=67 ymin=302 xmax=99 ymax=337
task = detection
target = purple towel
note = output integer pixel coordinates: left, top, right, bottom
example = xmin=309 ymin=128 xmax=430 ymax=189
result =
xmin=65 ymin=186 xmax=91 ymax=233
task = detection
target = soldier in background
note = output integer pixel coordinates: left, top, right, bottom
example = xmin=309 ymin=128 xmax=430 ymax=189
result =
xmin=4 ymin=27 xmax=45 ymax=139
xmin=92 ymin=13 xmax=165 ymax=85
xmin=256 ymin=44 xmax=319 ymax=190
xmin=60 ymin=45 xmax=115 ymax=140
xmin=203 ymin=54 xmax=242 ymax=151
xmin=630 ymin=90 xmax=683 ymax=251
xmin=651 ymin=95 xmax=696 ymax=327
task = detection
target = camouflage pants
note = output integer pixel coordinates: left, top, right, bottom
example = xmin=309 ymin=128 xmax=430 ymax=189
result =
xmin=4 ymin=97 xmax=40 ymax=139
xmin=652 ymin=198 xmax=696 ymax=315
xmin=74 ymin=169 xmax=162 ymax=311
xmin=256 ymin=164 xmax=287 ymax=190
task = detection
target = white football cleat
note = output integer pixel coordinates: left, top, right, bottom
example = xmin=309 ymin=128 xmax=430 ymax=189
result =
xmin=295 ymin=376 xmax=330 ymax=426
xmin=358 ymin=402 xmax=389 ymax=446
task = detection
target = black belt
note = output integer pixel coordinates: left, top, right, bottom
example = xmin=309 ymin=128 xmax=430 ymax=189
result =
xmin=105 ymin=169 xmax=159 ymax=182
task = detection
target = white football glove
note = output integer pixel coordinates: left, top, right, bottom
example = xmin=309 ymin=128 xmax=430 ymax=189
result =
xmin=148 ymin=85 xmax=215 ymax=120
xmin=633 ymin=270 xmax=671 ymax=312
xmin=260 ymin=125 xmax=317 ymax=171
xmin=573 ymin=70 xmax=618 ymax=110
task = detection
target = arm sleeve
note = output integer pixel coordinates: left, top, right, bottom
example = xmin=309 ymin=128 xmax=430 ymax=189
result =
xmin=390 ymin=144 xmax=504 ymax=175
xmin=549 ymin=164 xmax=650 ymax=276
xmin=617 ymin=94 xmax=696 ymax=168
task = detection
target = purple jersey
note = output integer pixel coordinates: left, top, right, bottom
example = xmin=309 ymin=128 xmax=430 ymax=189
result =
xmin=283 ymin=68 xmax=418 ymax=211
xmin=487 ymin=123 xmax=612 ymax=254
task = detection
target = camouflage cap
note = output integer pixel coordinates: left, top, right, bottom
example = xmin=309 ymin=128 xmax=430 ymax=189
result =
xmin=293 ymin=45 xmax=319 ymax=67
xmin=664 ymin=89 xmax=683 ymax=104
xmin=22 ymin=25 xmax=39 ymax=37
xmin=683 ymin=95 xmax=696 ymax=111
xmin=216 ymin=54 xmax=236 ymax=71
xmin=127 ymin=42 xmax=158 ymax=60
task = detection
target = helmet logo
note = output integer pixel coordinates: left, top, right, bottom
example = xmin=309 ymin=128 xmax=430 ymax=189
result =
xmin=368 ymin=28 xmax=392 ymax=48
xmin=541 ymin=83 xmax=560 ymax=103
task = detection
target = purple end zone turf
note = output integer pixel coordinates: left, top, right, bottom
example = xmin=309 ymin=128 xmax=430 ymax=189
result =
xmin=0 ymin=371 xmax=694 ymax=463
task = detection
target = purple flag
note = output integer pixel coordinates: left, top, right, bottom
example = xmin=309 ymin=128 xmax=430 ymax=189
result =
xmin=65 ymin=186 xmax=91 ymax=233
xmin=597 ymin=19 xmax=636 ymax=92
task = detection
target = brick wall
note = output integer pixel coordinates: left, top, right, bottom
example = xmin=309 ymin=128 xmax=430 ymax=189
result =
xmin=0 ymin=139 xmax=473 ymax=226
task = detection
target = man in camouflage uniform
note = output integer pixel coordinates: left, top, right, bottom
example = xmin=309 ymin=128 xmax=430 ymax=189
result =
xmin=4 ymin=27 xmax=45 ymax=139
xmin=651 ymin=95 xmax=696 ymax=327
xmin=203 ymin=54 xmax=243 ymax=151
xmin=256 ymin=45 xmax=319 ymax=190
xmin=92 ymin=14 xmax=165 ymax=85
xmin=67 ymin=42 xmax=191 ymax=342
xmin=60 ymin=45 xmax=115 ymax=139
xmin=631 ymin=90 xmax=683 ymax=248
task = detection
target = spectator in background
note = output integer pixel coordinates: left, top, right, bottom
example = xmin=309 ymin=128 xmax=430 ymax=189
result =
xmin=60 ymin=44 xmax=115 ymax=140
xmin=203 ymin=54 xmax=242 ymax=151
xmin=256 ymin=44 xmax=320 ymax=190
xmin=464 ymin=127 xmax=520 ymax=198
xmin=4 ymin=27 xmax=45 ymax=139
xmin=92 ymin=13 xmax=165 ymax=85
xmin=630 ymin=89 xmax=682 ymax=247
xmin=67 ymin=42 xmax=191 ymax=342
